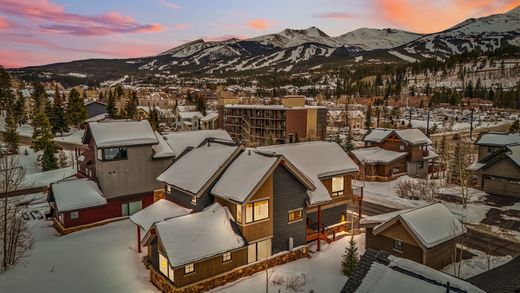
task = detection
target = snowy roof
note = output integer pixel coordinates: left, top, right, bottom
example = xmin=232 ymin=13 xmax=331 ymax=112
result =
xmin=467 ymin=162 xmax=486 ymax=171
xmin=350 ymin=252 xmax=484 ymax=293
xmin=85 ymin=113 xmax=108 ymax=123
xmin=351 ymin=147 xmax=408 ymax=164
xmin=506 ymin=144 xmax=520 ymax=167
xmin=157 ymin=141 xmax=241 ymax=195
xmin=87 ymin=120 xmax=158 ymax=148
xmin=359 ymin=209 xmax=412 ymax=226
xmin=475 ymin=132 xmax=520 ymax=146
xmin=154 ymin=204 xmax=245 ymax=267
xmin=178 ymin=111 xmax=203 ymax=119
xmin=152 ymin=132 xmax=175 ymax=159
xmin=201 ymin=112 xmax=218 ymax=122
xmin=363 ymin=128 xmax=431 ymax=145
xmin=52 ymin=179 xmax=107 ymax=212
xmin=129 ymin=199 xmax=191 ymax=233
xmin=162 ymin=130 xmax=232 ymax=157
xmin=259 ymin=141 xmax=359 ymax=205
xmin=373 ymin=203 xmax=466 ymax=248
xmin=176 ymin=105 xmax=196 ymax=112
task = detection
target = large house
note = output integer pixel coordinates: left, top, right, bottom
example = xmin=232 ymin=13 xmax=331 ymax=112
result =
xmin=362 ymin=128 xmax=439 ymax=178
xmin=360 ymin=203 xmax=465 ymax=270
xmin=474 ymin=132 xmax=520 ymax=161
xmin=350 ymin=147 xmax=408 ymax=180
xmin=145 ymin=140 xmax=360 ymax=291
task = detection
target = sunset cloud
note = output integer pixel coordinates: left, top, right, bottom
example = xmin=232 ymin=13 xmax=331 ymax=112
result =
xmin=311 ymin=12 xmax=353 ymax=19
xmin=248 ymin=19 xmax=277 ymax=30
xmin=0 ymin=0 xmax=163 ymax=36
xmin=173 ymin=23 xmax=190 ymax=30
xmin=375 ymin=0 xmax=520 ymax=33
xmin=0 ymin=17 xmax=12 ymax=29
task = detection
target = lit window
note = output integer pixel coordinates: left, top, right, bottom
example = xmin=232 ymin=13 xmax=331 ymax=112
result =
xmin=341 ymin=213 xmax=346 ymax=223
xmin=332 ymin=176 xmax=344 ymax=196
xmin=191 ymin=196 xmax=197 ymax=205
xmin=70 ymin=211 xmax=79 ymax=220
xmin=393 ymin=240 xmax=403 ymax=252
xmin=288 ymin=209 xmax=302 ymax=223
xmin=159 ymin=253 xmax=168 ymax=276
xmin=236 ymin=204 xmax=242 ymax=223
xmin=184 ymin=263 xmax=194 ymax=274
xmin=245 ymin=203 xmax=253 ymax=223
xmin=223 ymin=252 xmax=232 ymax=262
xmin=102 ymin=147 xmax=127 ymax=161
xmin=245 ymin=200 xmax=269 ymax=223
xmin=166 ymin=185 xmax=172 ymax=193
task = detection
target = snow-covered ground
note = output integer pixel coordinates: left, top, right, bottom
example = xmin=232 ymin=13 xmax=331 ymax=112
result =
xmin=212 ymin=234 xmax=365 ymax=293
xmin=442 ymin=247 xmax=513 ymax=279
xmin=0 ymin=219 xmax=157 ymax=293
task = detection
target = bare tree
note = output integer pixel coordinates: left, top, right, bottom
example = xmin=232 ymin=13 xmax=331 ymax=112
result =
xmin=1 ymin=155 xmax=31 ymax=273
xmin=449 ymin=217 xmax=466 ymax=278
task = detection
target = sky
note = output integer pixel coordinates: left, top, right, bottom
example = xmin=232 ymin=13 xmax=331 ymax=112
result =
xmin=0 ymin=0 xmax=519 ymax=68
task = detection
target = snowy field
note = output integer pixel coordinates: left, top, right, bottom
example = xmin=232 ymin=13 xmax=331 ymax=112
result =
xmin=442 ymin=247 xmax=513 ymax=279
xmin=0 ymin=219 xmax=156 ymax=293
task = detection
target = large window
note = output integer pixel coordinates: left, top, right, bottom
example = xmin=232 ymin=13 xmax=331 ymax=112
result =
xmin=245 ymin=200 xmax=269 ymax=224
xmin=288 ymin=209 xmax=303 ymax=223
xmin=159 ymin=252 xmax=174 ymax=283
xmin=247 ymin=239 xmax=272 ymax=263
xmin=223 ymin=252 xmax=232 ymax=262
xmin=331 ymin=176 xmax=344 ymax=196
xmin=236 ymin=204 xmax=242 ymax=223
xmin=101 ymin=147 xmax=128 ymax=161
xmin=122 ymin=200 xmax=142 ymax=216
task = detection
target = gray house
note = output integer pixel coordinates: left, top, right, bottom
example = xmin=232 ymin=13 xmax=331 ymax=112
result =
xmin=474 ymin=132 xmax=520 ymax=160
xmin=85 ymin=101 xmax=107 ymax=119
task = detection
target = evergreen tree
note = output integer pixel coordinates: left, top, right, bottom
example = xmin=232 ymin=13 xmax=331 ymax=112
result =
xmin=341 ymin=238 xmax=359 ymax=277
xmin=148 ymin=106 xmax=160 ymax=131
xmin=13 ymin=90 xmax=27 ymax=126
xmin=31 ymin=83 xmax=47 ymax=115
xmin=124 ymin=91 xmax=138 ymax=119
xmin=106 ymin=90 xmax=117 ymax=119
xmin=510 ymin=120 xmax=520 ymax=133
xmin=58 ymin=150 xmax=69 ymax=168
xmin=31 ymin=112 xmax=55 ymax=152
xmin=344 ymin=130 xmax=354 ymax=152
xmin=464 ymin=80 xmax=474 ymax=98
xmin=51 ymin=87 xmax=69 ymax=136
xmin=2 ymin=112 xmax=19 ymax=154
xmin=41 ymin=143 xmax=59 ymax=171
xmin=67 ymin=88 xmax=87 ymax=127
xmin=365 ymin=105 xmax=373 ymax=129
xmin=0 ymin=66 xmax=15 ymax=115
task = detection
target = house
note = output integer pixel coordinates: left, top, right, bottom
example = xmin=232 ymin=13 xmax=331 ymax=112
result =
xmin=218 ymin=95 xmax=328 ymax=146
xmin=175 ymin=111 xmax=203 ymax=131
xmin=85 ymin=101 xmax=107 ymax=119
xmin=362 ymin=128 xmax=439 ymax=178
xmin=200 ymin=112 xmax=219 ymax=130
xmin=141 ymin=204 xmax=247 ymax=290
xmin=360 ymin=203 xmax=466 ymax=270
xmin=474 ymin=132 xmax=520 ymax=160
xmin=151 ymin=140 xmax=360 ymax=290
xmin=469 ymin=144 xmax=520 ymax=198
xmin=68 ymin=120 xmax=174 ymax=233
xmin=342 ymin=249 xmax=484 ymax=293
xmin=468 ymin=255 xmax=520 ymax=293
xmin=351 ymin=147 xmax=408 ymax=180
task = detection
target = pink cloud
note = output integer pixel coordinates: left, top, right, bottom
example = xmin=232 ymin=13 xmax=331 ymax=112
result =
xmin=312 ymin=12 xmax=353 ymax=19
xmin=0 ymin=17 xmax=11 ymax=29
xmin=0 ymin=0 xmax=163 ymax=36
xmin=248 ymin=18 xmax=277 ymax=30
xmin=173 ymin=23 xmax=190 ymax=30
xmin=158 ymin=0 xmax=179 ymax=9
xmin=376 ymin=0 xmax=520 ymax=33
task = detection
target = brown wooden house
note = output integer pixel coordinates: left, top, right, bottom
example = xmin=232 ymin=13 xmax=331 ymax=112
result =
xmin=361 ymin=203 xmax=465 ymax=270
xmin=350 ymin=147 xmax=408 ymax=180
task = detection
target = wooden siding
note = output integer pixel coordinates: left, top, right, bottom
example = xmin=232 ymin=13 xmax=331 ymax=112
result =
xmin=272 ymin=166 xmax=308 ymax=254
xmin=172 ymin=248 xmax=247 ymax=288
xmin=307 ymin=204 xmax=347 ymax=228
xmin=379 ymin=220 xmax=417 ymax=246
xmin=365 ymin=227 xmax=424 ymax=264
xmin=424 ymin=239 xmax=457 ymax=270
xmin=238 ymin=175 xmax=274 ymax=242
xmin=166 ymin=187 xmax=214 ymax=212
xmin=482 ymin=157 xmax=520 ymax=197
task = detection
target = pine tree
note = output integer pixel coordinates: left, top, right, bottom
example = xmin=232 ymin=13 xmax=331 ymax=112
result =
xmin=31 ymin=112 xmax=55 ymax=152
xmin=51 ymin=87 xmax=69 ymax=136
xmin=0 ymin=66 xmax=15 ymax=115
xmin=344 ymin=130 xmax=354 ymax=152
xmin=67 ymin=88 xmax=87 ymax=127
xmin=341 ymin=238 xmax=359 ymax=277
xmin=124 ymin=91 xmax=138 ymax=119
xmin=510 ymin=120 xmax=520 ymax=133
xmin=365 ymin=105 xmax=373 ymax=129
xmin=41 ymin=143 xmax=59 ymax=171
xmin=2 ymin=112 xmax=19 ymax=154
xmin=106 ymin=90 xmax=117 ymax=119
xmin=31 ymin=83 xmax=47 ymax=116
xmin=148 ymin=106 xmax=160 ymax=131
xmin=13 ymin=90 xmax=27 ymax=126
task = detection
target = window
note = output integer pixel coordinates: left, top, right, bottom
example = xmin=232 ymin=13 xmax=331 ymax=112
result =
xmin=245 ymin=200 xmax=269 ymax=224
xmin=236 ymin=204 xmax=242 ymax=223
xmin=184 ymin=263 xmax=194 ymax=274
xmin=488 ymin=146 xmax=498 ymax=153
xmin=166 ymin=185 xmax=172 ymax=193
xmin=159 ymin=253 xmax=169 ymax=276
xmin=122 ymin=200 xmax=142 ymax=216
xmin=70 ymin=211 xmax=79 ymax=220
xmin=191 ymin=196 xmax=197 ymax=205
xmin=97 ymin=149 xmax=102 ymax=161
xmin=331 ymin=176 xmax=344 ymax=196
xmin=288 ymin=209 xmax=303 ymax=223
xmin=223 ymin=252 xmax=232 ymax=262
xmin=248 ymin=239 xmax=272 ymax=263
xmin=393 ymin=240 xmax=403 ymax=252
xmin=341 ymin=213 xmax=347 ymax=223
xmin=400 ymin=145 xmax=405 ymax=151
xmin=102 ymin=147 xmax=127 ymax=161
xmin=418 ymin=161 xmax=425 ymax=169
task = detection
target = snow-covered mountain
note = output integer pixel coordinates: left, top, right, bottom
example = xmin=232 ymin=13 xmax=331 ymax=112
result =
xmin=16 ymin=6 xmax=520 ymax=77
xmin=336 ymin=28 xmax=422 ymax=50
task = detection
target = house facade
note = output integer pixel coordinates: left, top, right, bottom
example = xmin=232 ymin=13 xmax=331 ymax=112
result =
xmin=350 ymin=147 xmax=408 ymax=180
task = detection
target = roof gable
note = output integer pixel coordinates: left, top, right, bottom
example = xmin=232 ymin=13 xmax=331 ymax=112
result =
xmin=84 ymin=120 xmax=158 ymax=148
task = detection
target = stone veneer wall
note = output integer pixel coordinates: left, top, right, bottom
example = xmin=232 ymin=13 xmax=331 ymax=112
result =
xmin=150 ymin=246 xmax=309 ymax=293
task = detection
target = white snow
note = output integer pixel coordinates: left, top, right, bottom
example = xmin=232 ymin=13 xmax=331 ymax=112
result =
xmin=87 ymin=120 xmax=158 ymax=148
xmin=260 ymin=142 xmax=359 ymax=204
xmin=475 ymin=132 xmax=520 ymax=146
xmin=337 ymin=28 xmax=421 ymax=50
xmin=162 ymin=130 xmax=232 ymax=157
xmin=152 ymin=132 xmax=175 ymax=159
xmin=155 ymin=204 xmax=245 ymax=267
xmin=351 ymin=147 xmax=407 ymax=164
xmin=388 ymin=50 xmax=417 ymax=63
xmin=211 ymin=149 xmax=279 ymax=202
xmin=364 ymin=128 xmax=431 ymax=145
xmin=442 ymin=251 xmax=513 ymax=279
xmin=129 ymin=199 xmax=191 ymax=233
xmin=157 ymin=142 xmax=239 ymax=194
xmin=51 ymin=178 xmax=107 ymax=212
xmin=24 ymin=167 xmax=76 ymax=189
xmin=0 ymin=219 xmax=156 ymax=293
